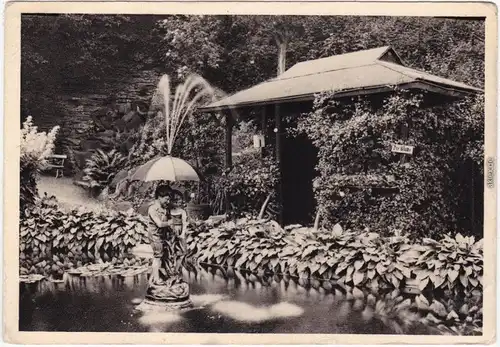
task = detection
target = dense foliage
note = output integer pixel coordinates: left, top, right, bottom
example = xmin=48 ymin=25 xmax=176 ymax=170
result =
xmin=155 ymin=16 xmax=484 ymax=93
xmin=222 ymin=153 xmax=280 ymax=218
xmin=20 ymin=196 xmax=149 ymax=279
xmin=81 ymin=149 xmax=128 ymax=194
xmin=187 ymin=218 xmax=483 ymax=334
xmin=18 ymin=194 xmax=483 ymax=335
xmin=20 ymin=117 xmax=59 ymax=214
xmin=21 ymin=14 xmax=160 ymax=129
xmin=22 ymin=15 xmax=484 ymax=134
xmin=189 ymin=219 xmax=483 ymax=294
xmin=297 ymin=91 xmax=484 ymax=238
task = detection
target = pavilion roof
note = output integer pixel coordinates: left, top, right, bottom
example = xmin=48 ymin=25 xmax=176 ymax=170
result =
xmin=200 ymin=46 xmax=482 ymax=112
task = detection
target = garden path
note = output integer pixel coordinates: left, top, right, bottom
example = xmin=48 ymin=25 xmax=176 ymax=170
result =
xmin=38 ymin=175 xmax=105 ymax=212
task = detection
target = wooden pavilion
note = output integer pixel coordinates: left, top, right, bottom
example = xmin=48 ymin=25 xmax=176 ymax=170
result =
xmin=199 ymin=46 xmax=482 ymax=225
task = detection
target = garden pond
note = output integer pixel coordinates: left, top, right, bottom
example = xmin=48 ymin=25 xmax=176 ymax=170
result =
xmin=20 ymin=265 xmax=442 ymax=334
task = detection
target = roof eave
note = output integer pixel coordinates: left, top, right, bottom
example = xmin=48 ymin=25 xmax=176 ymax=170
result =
xmin=199 ymin=81 xmax=481 ymax=113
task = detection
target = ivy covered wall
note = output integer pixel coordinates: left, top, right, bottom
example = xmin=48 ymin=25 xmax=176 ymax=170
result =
xmin=297 ymin=90 xmax=484 ymax=239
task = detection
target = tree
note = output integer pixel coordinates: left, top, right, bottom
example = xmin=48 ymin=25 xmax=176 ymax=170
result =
xmin=21 ymin=14 xmax=161 ymax=130
xmin=154 ymin=15 xmax=484 ymax=95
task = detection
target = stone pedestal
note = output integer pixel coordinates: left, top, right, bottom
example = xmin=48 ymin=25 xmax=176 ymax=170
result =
xmin=136 ymin=276 xmax=193 ymax=312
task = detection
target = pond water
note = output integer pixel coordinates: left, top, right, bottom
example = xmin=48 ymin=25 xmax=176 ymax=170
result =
xmin=20 ymin=267 xmax=436 ymax=334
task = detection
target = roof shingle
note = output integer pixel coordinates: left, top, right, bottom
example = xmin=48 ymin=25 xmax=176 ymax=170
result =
xmin=201 ymin=46 xmax=482 ymax=111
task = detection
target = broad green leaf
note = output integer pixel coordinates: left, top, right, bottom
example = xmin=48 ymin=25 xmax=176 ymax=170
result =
xmin=459 ymin=303 xmax=469 ymax=315
xmin=353 ymin=270 xmax=365 ymax=286
xmin=448 ymin=269 xmax=459 ymax=282
xmin=269 ymin=257 xmax=279 ymax=269
xmin=446 ymin=310 xmax=459 ymax=321
xmin=95 ymin=237 xmax=104 ymax=252
xmin=390 ymin=274 xmax=400 ymax=288
xmin=248 ymin=260 xmax=258 ymax=271
xmin=416 ymin=269 xmax=430 ymax=280
xmin=354 ymin=260 xmax=364 ymax=270
xmin=418 ymin=278 xmax=429 ymax=291
xmin=425 ymin=313 xmax=442 ymax=324
xmin=469 ymin=277 xmax=478 ymax=287
xmin=393 ymin=270 xmax=403 ymax=280
xmin=318 ymin=263 xmax=329 ymax=275
xmin=416 ymin=294 xmax=430 ymax=308
xmin=302 ymin=245 xmax=317 ymax=259
xmin=465 ymin=266 xmax=473 ymax=276
xmin=376 ymin=263 xmax=386 ymax=275
xmin=335 ymin=262 xmax=349 ymax=275
xmin=332 ymin=224 xmax=343 ymax=236
xmin=235 ymin=253 xmax=248 ymax=268
xmin=459 ymin=274 xmax=469 ymax=288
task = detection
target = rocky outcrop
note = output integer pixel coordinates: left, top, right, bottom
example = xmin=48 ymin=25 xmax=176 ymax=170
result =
xmin=53 ymin=69 xmax=162 ymax=174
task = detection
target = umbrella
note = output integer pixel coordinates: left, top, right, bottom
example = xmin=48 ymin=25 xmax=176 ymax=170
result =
xmin=129 ymin=156 xmax=200 ymax=182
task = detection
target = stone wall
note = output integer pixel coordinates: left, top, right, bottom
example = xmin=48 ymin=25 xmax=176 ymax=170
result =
xmin=48 ymin=69 xmax=163 ymax=175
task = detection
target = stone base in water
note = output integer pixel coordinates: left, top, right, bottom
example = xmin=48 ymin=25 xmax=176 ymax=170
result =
xmin=136 ymin=280 xmax=194 ymax=312
xmin=136 ymin=297 xmax=193 ymax=312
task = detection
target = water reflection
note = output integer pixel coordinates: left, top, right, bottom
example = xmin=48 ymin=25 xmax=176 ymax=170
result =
xmin=191 ymin=294 xmax=226 ymax=307
xmin=211 ymin=301 xmax=304 ymax=323
xmin=19 ymin=265 xmax=437 ymax=334
xmin=138 ymin=311 xmax=182 ymax=326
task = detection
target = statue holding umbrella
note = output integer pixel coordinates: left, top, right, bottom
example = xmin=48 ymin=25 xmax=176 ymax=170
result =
xmin=133 ymin=74 xmax=216 ymax=311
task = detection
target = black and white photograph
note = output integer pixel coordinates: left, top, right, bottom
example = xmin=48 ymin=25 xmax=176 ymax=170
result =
xmin=4 ymin=1 xmax=496 ymax=344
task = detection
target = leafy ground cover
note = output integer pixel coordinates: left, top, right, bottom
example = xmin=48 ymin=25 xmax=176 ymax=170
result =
xmin=20 ymin=195 xmax=149 ymax=280
xmin=187 ymin=218 xmax=483 ymax=335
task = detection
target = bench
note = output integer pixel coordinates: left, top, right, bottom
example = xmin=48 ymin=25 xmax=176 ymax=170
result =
xmin=47 ymin=154 xmax=67 ymax=178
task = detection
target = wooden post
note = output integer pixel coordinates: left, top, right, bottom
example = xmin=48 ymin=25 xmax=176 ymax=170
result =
xmin=224 ymin=112 xmax=233 ymax=214
xmin=261 ymin=106 xmax=267 ymax=158
xmin=471 ymin=159 xmax=475 ymax=233
xmin=275 ymin=104 xmax=282 ymax=165
xmin=225 ymin=112 xmax=233 ymax=169
xmin=275 ymin=103 xmax=284 ymax=225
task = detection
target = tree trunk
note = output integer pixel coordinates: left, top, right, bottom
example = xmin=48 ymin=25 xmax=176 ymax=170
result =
xmin=277 ymin=41 xmax=287 ymax=76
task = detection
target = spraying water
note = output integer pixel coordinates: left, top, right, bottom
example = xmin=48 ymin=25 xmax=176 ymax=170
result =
xmin=150 ymin=74 xmax=217 ymax=155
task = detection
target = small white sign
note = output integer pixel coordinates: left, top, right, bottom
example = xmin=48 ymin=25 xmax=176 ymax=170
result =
xmin=253 ymin=135 xmax=265 ymax=149
xmin=391 ymin=144 xmax=414 ymax=155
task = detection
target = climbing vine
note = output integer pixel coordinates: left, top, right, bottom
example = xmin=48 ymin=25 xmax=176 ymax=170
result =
xmin=298 ymin=90 xmax=484 ymax=238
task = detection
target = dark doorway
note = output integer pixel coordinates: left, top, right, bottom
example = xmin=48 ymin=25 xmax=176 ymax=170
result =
xmin=449 ymin=158 xmax=484 ymax=238
xmin=281 ymin=133 xmax=318 ymax=226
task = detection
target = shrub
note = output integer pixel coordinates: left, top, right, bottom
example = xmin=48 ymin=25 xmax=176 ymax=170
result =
xmin=81 ymin=149 xmax=127 ymax=194
xmin=222 ymin=153 xmax=280 ymax=218
xmin=19 ymin=196 xmax=148 ymax=278
xmin=20 ymin=116 xmax=59 ymax=214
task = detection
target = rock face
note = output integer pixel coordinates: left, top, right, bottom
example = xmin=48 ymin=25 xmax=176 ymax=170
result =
xmin=51 ymin=69 xmax=162 ymax=172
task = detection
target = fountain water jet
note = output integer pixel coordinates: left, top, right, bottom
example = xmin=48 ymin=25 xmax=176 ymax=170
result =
xmin=150 ymin=73 xmax=218 ymax=155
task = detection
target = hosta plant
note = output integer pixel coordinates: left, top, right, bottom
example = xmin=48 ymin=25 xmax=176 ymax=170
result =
xmin=20 ymin=195 xmax=149 ymax=279
xmin=186 ymin=218 xmax=483 ymax=335
xmin=399 ymin=233 xmax=483 ymax=294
